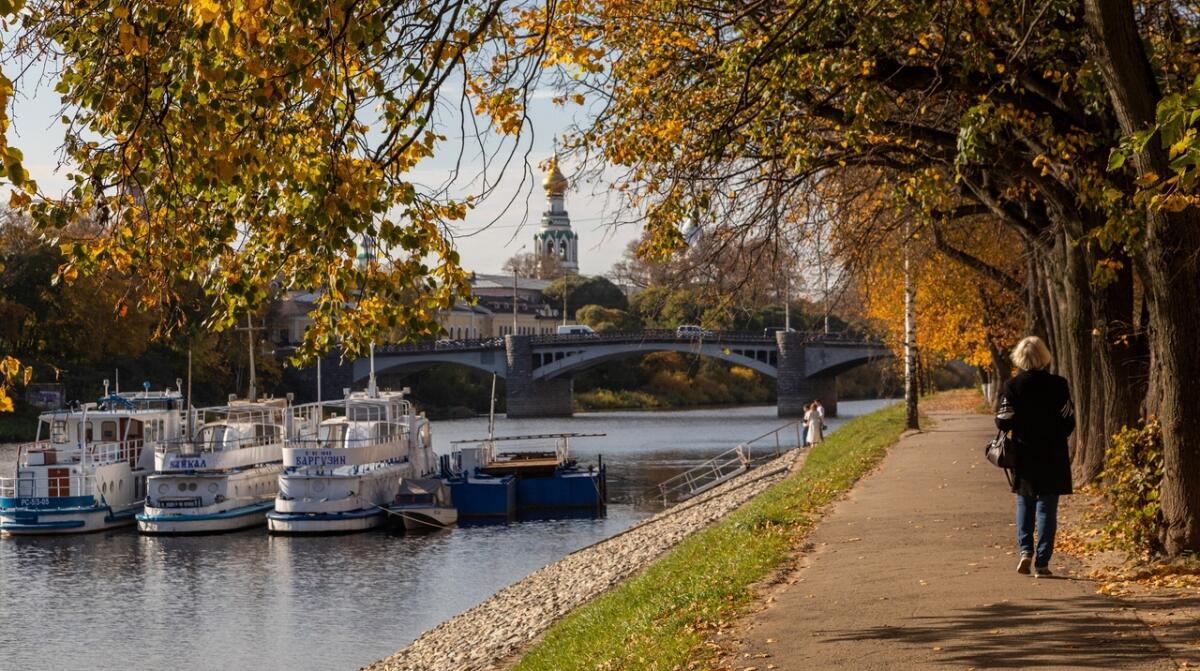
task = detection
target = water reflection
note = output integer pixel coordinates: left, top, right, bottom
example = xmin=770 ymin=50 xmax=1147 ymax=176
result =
xmin=0 ymin=400 xmax=893 ymax=671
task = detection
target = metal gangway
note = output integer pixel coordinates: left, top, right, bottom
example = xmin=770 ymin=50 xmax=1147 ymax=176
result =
xmin=657 ymin=421 xmax=804 ymax=506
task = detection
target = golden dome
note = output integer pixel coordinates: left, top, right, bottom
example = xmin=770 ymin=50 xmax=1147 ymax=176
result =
xmin=543 ymin=153 xmax=569 ymax=195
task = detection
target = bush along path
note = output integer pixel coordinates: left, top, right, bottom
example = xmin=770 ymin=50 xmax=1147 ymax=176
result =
xmin=364 ymin=403 xmax=908 ymax=671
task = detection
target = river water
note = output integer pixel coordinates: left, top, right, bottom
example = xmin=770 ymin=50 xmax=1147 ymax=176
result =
xmin=0 ymin=400 xmax=893 ymax=671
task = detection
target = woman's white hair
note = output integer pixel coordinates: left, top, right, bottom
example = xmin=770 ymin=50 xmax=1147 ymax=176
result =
xmin=1011 ymin=336 xmax=1053 ymax=371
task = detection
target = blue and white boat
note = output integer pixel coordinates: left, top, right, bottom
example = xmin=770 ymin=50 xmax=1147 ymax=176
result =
xmin=0 ymin=384 xmax=186 ymax=535
xmin=137 ymin=398 xmax=291 ymax=535
xmin=267 ymin=382 xmax=438 ymax=535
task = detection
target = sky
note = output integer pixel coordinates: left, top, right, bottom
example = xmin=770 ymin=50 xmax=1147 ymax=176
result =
xmin=8 ymin=76 xmax=643 ymax=279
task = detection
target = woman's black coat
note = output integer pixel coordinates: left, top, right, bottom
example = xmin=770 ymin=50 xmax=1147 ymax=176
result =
xmin=995 ymin=369 xmax=1076 ymax=496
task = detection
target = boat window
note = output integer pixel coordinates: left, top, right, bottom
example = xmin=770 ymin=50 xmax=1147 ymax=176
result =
xmin=101 ymin=421 xmax=117 ymax=441
xmin=255 ymin=423 xmax=280 ymax=443
xmin=320 ymin=424 xmax=348 ymax=449
xmin=198 ymin=425 xmax=228 ymax=451
xmin=51 ymin=420 xmax=68 ymax=444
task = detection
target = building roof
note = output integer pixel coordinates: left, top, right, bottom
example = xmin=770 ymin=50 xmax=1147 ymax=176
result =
xmin=470 ymin=273 xmax=554 ymax=292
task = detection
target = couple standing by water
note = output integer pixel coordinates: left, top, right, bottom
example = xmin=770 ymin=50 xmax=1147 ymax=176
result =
xmin=802 ymin=400 xmax=825 ymax=446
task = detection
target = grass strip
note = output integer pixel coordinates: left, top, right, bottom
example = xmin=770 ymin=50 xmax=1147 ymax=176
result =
xmin=514 ymin=402 xmax=909 ymax=671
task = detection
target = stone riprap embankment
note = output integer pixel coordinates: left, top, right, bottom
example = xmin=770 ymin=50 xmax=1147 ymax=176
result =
xmin=363 ymin=449 xmax=808 ymax=671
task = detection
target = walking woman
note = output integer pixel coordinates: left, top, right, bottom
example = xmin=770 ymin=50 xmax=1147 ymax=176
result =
xmin=995 ymin=336 xmax=1075 ymax=578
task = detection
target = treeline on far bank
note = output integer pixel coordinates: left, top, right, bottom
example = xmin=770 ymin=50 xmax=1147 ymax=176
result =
xmin=0 ymin=220 xmax=288 ymax=440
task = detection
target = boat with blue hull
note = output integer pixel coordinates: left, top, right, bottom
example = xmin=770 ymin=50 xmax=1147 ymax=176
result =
xmin=137 ymin=398 xmax=291 ymax=535
xmin=268 ymin=381 xmax=439 ymax=535
xmin=444 ymin=433 xmax=606 ymax=519
xmin=0 ymin=384 xmax=186 ymax=535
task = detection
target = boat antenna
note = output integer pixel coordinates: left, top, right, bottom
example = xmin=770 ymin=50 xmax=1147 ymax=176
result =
xmin=487 ymin=373 xmax=497 ymax=441
xmin=367 ymin=343 xmax=377 ymax=398
xmin=114 ymin=369 xmax=119 ymax=394
xmin=316 ymin=355 xmax=322 ymax=406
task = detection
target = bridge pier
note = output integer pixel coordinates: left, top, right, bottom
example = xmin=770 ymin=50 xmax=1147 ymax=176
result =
xmin=776 ymin=332 xmax=839 ymax=418
xmin=505 ymin=335 xmax=574 ymax=417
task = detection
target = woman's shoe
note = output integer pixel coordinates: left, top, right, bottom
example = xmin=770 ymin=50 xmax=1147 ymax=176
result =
xmin=1017 ymin=554 xmax=1032 ymax=574
xmin=1033 ymin=565 xmax=1053 ymax=578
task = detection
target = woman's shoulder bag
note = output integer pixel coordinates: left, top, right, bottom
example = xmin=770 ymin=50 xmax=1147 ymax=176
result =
xmin=985 ymin=430 xmax=1016 ymax=487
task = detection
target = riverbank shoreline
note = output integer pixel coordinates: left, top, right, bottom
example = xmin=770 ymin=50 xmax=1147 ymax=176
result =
xmin=364 ymin=402 xmax=907 ymax=671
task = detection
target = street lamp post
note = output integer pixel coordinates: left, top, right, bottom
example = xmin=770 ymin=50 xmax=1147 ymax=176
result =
xmin=784 ymin=273 xmax=791 ymax=331
xmin=512 ymin=244 xmax=525 ymax=336
xmin=562 ymin=270 xmax=569 ymax=326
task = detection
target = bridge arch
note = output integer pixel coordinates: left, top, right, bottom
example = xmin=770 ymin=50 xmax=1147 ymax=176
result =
xmin=530 ymin=342 xmax=779 ymax=380
xmin=354 ymin=350 xmax=506 ymax=384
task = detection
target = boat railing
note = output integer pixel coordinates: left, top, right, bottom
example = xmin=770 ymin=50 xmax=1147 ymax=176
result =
xmin=0 ymin=472 xmax=96 ymax=499
xmin=88 ymin=439 xmax=145 ymax=467
xmin=285 ymin=433 xmax=409 ymax=451
xmin=657 ymin=421 xmax=804 ymax=506
xmin=157 ymin=430 xmax=283 ymax=456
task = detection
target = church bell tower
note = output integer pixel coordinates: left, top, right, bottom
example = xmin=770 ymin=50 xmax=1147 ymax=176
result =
xmin=534 ymin=153 xmax=579 ymax=273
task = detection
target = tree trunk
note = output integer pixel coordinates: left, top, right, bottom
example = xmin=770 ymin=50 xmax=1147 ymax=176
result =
xmin=904 ymin=223 xmax=919 ymax=430
xmin=1085 ymin=0 xmax=1200 ymax=555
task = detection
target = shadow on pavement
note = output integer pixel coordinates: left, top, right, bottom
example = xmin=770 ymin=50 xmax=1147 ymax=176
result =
xmin=820 ymin=595 xmax=1199 ymax=668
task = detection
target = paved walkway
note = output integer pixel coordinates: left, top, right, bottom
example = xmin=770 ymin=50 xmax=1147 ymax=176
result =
xmin=731 ymin=411 xmax=1179 ymax=670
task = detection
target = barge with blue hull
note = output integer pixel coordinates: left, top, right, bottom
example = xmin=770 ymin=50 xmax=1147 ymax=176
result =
xmin=445 ymin=433 xmax=606 ymax=519
xmin=137 ymin=398 xmax=291 ymax=535
xmin=0 ymin=384 xmax=186 ymax=535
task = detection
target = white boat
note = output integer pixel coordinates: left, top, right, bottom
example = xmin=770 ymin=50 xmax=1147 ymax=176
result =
xmin=137 ymin=398 xmax=291 ymax=535
xmin=267 ymin=385 xmax=438 ymax=535
xmin=386 ymin=478 xmax=457 ymax=531
xmin=0 ymin=384 xmax=186 ymax=535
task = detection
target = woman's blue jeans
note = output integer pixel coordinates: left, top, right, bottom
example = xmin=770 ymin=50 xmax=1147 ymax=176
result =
xmin=1016 ymin=494 xmax=1059 ymax=567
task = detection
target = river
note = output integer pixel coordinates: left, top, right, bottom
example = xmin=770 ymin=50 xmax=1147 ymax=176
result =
xmin=0 ymin=399 xmax=894 ymax=671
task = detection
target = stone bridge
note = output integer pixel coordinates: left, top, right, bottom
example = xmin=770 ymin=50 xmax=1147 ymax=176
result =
xmin=349 ymin=331 xmax=892 ymax=418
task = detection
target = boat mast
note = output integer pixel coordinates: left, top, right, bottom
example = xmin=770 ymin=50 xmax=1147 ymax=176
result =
xmin=186 ymin=347 xmax=194 ymax=438
xmin=487 ymin=373 xmax=497 ymax=442
xmin=367 ymin=343 xmax=377 ymax=398
xmin=236 ymin=314 xmax=261 ymax=402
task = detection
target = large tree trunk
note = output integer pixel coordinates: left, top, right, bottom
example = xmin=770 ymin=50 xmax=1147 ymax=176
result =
xmin=1086 ymin=0 xmax=1200 ymax=555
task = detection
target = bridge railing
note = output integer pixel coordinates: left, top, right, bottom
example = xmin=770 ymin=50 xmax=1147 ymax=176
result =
xmin=371 ymin=330 xmax=880 ymax=354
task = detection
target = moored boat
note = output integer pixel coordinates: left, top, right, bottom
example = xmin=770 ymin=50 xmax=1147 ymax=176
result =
xmin=267 ymin=383 xmax=438 ymax=535
xmin=444 ymin=433 xmax=606 ymax=518
xmin=0 ymin=383 xmax=185 ymax=535
xmin=385 ymin=478 xmax=457 ymax=531
xmin=137 ymin=398 xmax=291 ymax=535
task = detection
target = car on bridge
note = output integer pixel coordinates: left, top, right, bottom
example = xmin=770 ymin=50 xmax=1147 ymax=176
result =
xmin=557 ymin=324 xmax=597 ymax=336
xmin=675 ymin=324 xmax=712 ymax=338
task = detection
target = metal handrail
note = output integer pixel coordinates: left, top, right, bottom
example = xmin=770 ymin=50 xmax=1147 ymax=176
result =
xmin=156 ymin=431 xmax=283 ymax=455
xmin=88 ymin=439 xmax=145 ymax=466
xmin=285 ymin=432 xmax=410 ymax=450
xmin=657 ymin=420 xmax=804 ymax=506
xmin=0 ymin=473 xmax=97 ymax=499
